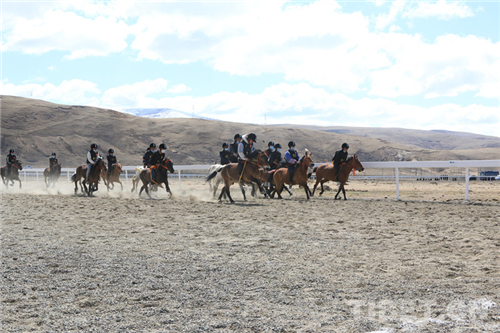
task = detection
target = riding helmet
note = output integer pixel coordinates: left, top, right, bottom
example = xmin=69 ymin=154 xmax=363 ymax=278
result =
xmin=109 ymin=148 xmax=114 ymax=153
xmin=234 ymin=134 xmax=242 ymax=140
xmin=159 ymin=143 xmax=167 ymax=150
xmin=9 ymin=149 xmax=15 ymax=153
xmin=150 ymin=143 xmax=156 ymax=149
xmin=275 ymin=143 xmax=282 ymax=149
xmin=342 ymin=143 xmax=349 ymax=149
xmin=222 ymin=143 xmax=228 ymax=148
xmin=268 ymin=141 xmax=274 ymax=147
xmin=91 ymin=143 xmax=98 ymax=149
xmin=247 ymin=133 xmax=257 ymax=141
xmin=288 ymin=141 xmax=296 ymax=148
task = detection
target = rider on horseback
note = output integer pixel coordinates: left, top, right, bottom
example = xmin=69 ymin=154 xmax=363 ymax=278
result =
xmin=49 ymin=152 xmax=58 ymax=172
xmin=284 ymin=141 xmax=300 ymax=190
xmin=6 ymin=149 xmax=16 ymax=177
xmin=229 ymin=134 xmax=242 ymax=163
xmin=332 ymin=143 xmax=349 ymax=178
xmin=268 ymin=143 xmax=283 ymax=170
xmin=86 ymin=143 xmax=100 ymax=180
xmin=220 ymin=143 xmax=230 ymax=165
xmin=106 ymin=149 xmax=118 ymax=180
xmin=143 ymin=143 xmax=156 ymax=167
xmin=150 ymin=143 xmax=167 ymax=188
xmin=238 ymin=133 xmax=258 ymax=176
xmin=265 ymin=141 xmax=275 ymax=157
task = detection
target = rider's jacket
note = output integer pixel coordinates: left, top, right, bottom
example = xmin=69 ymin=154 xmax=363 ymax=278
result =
xmin=107 ymin=154 xmax=117 ymax=167
xmin=268 ymin=151 xmax=282 ymax=170
xmin=143 ymin=149 xmax=153 ymax=166
xmin=265 ymin=148 xmax=273 ymax=157
xmin=229 ymin=141 xmax=239 ymax=163
xmin=284 ymin=150 xmax=300 ymax=166
xmin=238 ymin=136 xmax=255 ymax=161
xmin=86 ymin=149 xmax=99 ymax=165
xmin=332 ymin=149 xmax=348 ymax=166
xmin=49 ymin=157 xmax=58 ymax=168
xmin=6 ymin=153 xmax=16 ymax=165
xmin=220 ymin=149 xmax=230 ymax=165
xmin=149 ymin=151 xmax=165 ymax=165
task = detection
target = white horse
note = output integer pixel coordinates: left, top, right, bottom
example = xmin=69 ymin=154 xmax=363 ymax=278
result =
xmin=131 ymin=166 xmax=144 ymax=192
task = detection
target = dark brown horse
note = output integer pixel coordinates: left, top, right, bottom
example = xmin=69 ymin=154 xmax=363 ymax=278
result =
xmin=206 ymin=150 xmax=270 ymax=203
xmin=101 ymin=163 xmax=123 ymax=191
xmin=138 ymin=158 xmax=175 ymax=198
xmin=271 ymin=150 xmax=314 ymax=199
xmin=312 ymin=155 xmax=364 ymax=200
xmin=44 ymin=163 xmax=61 ymax=188
xmin=71 ymin=158 xmax=107 ymax=196
xmin=1 ymin=160 xmax=23 ymax=189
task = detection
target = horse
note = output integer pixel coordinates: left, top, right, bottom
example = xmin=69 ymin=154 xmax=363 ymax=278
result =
xmin=1 ymin=160 xmax=23 ymax=189
xmin=131 ymin=167 xmax=144 ymax=192
xmin=205 ymin=150 xmax=270 ymax=203
xmin=206 ymin=164 xmax=258 ymax=199
xmin=43 ymin=163 xmax=61 ymax=188
xmin=101 ymin=163 xmax=123 ymax=191
xmin=70 ymin=158 xmax=107 ymax=196
xmin=311 ymin=155 xmax=364 ymax=200
xmin=270 ymin=150 xmax=314 ymax=200
xmin=138 ymin=158 xmax=175 ymax=199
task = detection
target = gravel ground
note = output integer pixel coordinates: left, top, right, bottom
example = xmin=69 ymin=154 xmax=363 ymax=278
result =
xmin=1 ymin=181 xmax=499 ymax=332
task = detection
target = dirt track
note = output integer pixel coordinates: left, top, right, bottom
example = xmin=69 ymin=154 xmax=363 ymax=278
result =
xmin=1 ymin=180 xmax=499 ymax=332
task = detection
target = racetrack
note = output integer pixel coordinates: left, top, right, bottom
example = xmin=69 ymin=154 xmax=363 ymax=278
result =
xmin=1 ymin=180 xmax=499 ymax=332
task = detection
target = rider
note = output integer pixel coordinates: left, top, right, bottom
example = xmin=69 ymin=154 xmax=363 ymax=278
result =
xmin=149 ymin=143 xmax=167 ymax=187
xmin=6 ymin=149 xmax=17 ymax=177
xmin=332 ymin=143 xmax=349 ymax=178
xmin=86 ymin=143 xmax=100 ymax=179
xmin=237 ymin=133 xmax=258 ymax=176
xmin=268 ymin=143 xmax=282 ymax=170
xmin=284 ymin=141 xmax=300 ymax=190
xmin=106 ymin=149 xmax=118 ymax=180
xmin=143 ymin=143 xmax=156 ymax=167
xmin=265 ymin=141 xmax=275 ymax=157
xmin=229 ymin=134 xmax=242 ymax=163
xmin=220 ymin=143 xmax=230 ymax=165
xmin=48 ymin=152 xmax=58 ymax=172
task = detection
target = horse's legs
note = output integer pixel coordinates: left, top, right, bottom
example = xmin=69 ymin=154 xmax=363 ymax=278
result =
xmin=312 ymin=178 xmax=321 ymax=197
xmin=118 ymin=181 xmax=123 ymax=191
xmin=276 ymin=184 xmax=284 ymax=199
xmin=342 ymin=186 xmax=347 ymax=200
xmin=239 ymin=183 xmax=247 ymax=201
xmin=226 ymin=186 xmax=235 ymax=203
xmin=218 ymin=185 xmax=226 ymax=202
xmin=303 ymin=184 xmax=310 ymax=200
xmin=334 ymin=184 xmax=343 ymax=200
xmin=319 ymin=179 xmax=328 ymax=196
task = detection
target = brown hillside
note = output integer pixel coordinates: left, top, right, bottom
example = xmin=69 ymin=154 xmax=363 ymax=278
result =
xmin=1 ymin=95 xmax=499 ymax=168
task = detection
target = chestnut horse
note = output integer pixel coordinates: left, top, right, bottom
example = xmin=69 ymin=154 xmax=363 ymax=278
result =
xmin=44 ymin=163 xmax=61 ymax=188
xmin=71 ymin=158 xmax=107 ymax=196
xmin=138 ymin=158 xmax=175 ymax=198
xmin=205 ymin=150 xmax=270 ymax=203
xmin=1 ymin=160 xmax=23 ymax=189
xmin=101 ymin=163 xmax=123 ymax=191
xmin=312 ymin=155 xmax=364 ymax=200
xmin=271 ymin=150 xmax=314 ymax=200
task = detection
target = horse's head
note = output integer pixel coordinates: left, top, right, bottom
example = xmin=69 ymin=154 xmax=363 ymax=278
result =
xmin=114 ymin=163 xmax=123 ymax=173
xmin=255 ymin=150 xmax=270 ymax=169
xmin=97 ymin=157 xmax=107 ymax=171
xmin=302 ymin=149 xmax=314 ymax=167
xmin=162 ymin=158 xmax=175 ymax=173
xmin=15 ymin=160 xmax=23 ymax=170
xmin=55 ymin=163 xmax=61 ymax=173
xmin=349 ymin=155 xmax=364 ymax=172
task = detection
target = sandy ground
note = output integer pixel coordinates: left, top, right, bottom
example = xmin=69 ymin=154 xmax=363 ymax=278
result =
xmin=1 ymin=179 xmax=499 ymax=332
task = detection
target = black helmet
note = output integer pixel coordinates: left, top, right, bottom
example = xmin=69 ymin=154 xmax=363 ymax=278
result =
xmin=52 ymin=152 xmax=56 ymax=156
xmin=159 ymin=143 xmax=167 ymax=150
xmin=342 ymin=143 xmax=349 ymax=149
xmin=108 ymin=149 xmax=114 ymax=153
xmin=288 ymin=141 xmax=296 ymax=148
xmin=234 ymin=134 xmax=242 ymax=140
xmin=9 ymin=149 xmax=14 ymax=153
xmin=149 ymin=143 xmax=156 ymax=148
xmin=275 ymin=143 xmax=282 ymax=149
xmin=91 ymin=143 xmax=98 ymax=149
xmin=222 ymin=143 xmax=228 ymax=148
xmin=247 ymin=133 xmax=257 ymax=141
xmin=268 ymin=141 xmax=274 ymax=147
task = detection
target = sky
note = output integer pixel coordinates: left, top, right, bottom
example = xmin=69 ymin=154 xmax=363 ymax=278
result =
xmin=1 ymin=0 xmax=499 ymax=137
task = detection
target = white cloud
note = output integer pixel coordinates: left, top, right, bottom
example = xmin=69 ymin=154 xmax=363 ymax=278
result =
xmin=167 ymin=84 xmax=191 ymax=94
xmin=102 ymin=79 xmax=169 ymax=107
xmin=404 ymin=0 xmax=474 ymax=20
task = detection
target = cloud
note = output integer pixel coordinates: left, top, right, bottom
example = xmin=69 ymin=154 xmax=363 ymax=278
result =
xmin=167 ymin=84 xmax=191 ymax=94
xmin=404 ymin=0 xmax=474 ymax=20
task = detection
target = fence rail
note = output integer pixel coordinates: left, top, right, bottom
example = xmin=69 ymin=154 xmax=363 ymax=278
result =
xmin=14 ymin=160 xmax=500 ymax=201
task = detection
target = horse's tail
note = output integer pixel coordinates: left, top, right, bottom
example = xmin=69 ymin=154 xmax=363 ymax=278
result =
xmin=205 ymin=170 xmax=218 ymax=183
xmin=313 ymin=166 xmax=318 ymax=173
xmin=70 ymin=173 xmax=77 ymax=182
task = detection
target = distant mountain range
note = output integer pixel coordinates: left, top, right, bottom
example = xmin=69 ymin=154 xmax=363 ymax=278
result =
xmin=122 ymin=108 xmax=216 ymax=121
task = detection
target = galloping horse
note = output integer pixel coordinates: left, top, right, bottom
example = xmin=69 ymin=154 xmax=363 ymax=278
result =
xmin=101 ymin=163 xmax=123 ymax=191
xmin=43 ymin=163 xmax=61 ymax=188
xmin=1 ymin=160 xmax=23 ymax=189
xmin=206 ymin=164 xmax=258 ymax=199
xmin=131 ymin=167 xmax=144 ymax=192
xmin=138 ymin=158 xmax=175 ymax=198
xmin=271 ymin=150 xmax=314 ymax=200
xmin=206 ymin=150 xmax=270 ymax=203
xmin=71 ymin=158 xmax=107 ymax=196
xmin=312 ymin=155 xmax=364 ymax=200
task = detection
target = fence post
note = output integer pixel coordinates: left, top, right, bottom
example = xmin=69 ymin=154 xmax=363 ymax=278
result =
xmin=36 ymin=171 xmax=39 ymax=183
xmin=178 ymin=169 xmax=182 ymax=190
xmin=125 ymin=170 xmax=128 ymax=184
xmin=395 ymin=167 xmax=400 ymax=200
xmin=24 ymin=170 xmax=27 ymax=182
xmin=465 ymin=167 xmax=470 ymax=201
xmin=67 ymin=171 xmax=70 ymax=182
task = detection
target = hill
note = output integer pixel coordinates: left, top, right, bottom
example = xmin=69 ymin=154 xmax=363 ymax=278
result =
xmin=1 ymin=95 xmax=499 ymax=168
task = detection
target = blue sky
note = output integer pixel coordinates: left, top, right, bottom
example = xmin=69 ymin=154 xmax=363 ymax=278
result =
xmin=2 ymin=0 xmax=499 ymax=137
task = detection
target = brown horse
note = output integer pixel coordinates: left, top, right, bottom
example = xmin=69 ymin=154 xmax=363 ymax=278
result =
xmin=206 ymin=150 xmax=270 ymax=203
xmin=101 ymin=163 xmax=123 ymax=191
xmin=312 ymin=155 xmax=364 ymax=200
xmin=1 ymin=160 xmax=23 ymax=189
xmin=44 ymin=163 xmax=61 ymax=188
xmin=71 ymin=158 xmax=107 ymax=196
xmin=138 ymin=158 xmax=175 ymax=198
xmin=271 ymin=150 xmax=314 ymax=200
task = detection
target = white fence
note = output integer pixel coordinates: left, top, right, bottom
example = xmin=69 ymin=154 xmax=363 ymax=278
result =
xmin=15 ymin=160 xmax=500 ymax=201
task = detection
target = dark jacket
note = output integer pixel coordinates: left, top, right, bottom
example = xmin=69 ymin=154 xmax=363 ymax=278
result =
xmin=143 ymin=149 xmax=153 ymax=166
xmin=332 ymin=149 xmax=348 ymax=166
xmin=229 ymin=141 xmax=239 ymax=163
xmin=268 ymin=151 xmax=282 ymax=170
xmin=149 ymin=151 xmax=165 ymax=165
xmin=265 ymin=148 xmax=273 ymax=157
xmin=220 ymin=149 xmax=230 ymax=165
xmin=107 ymin=154 xmax=117 ymax=167
xmin=6 ymin=153 xmax=16 ymax=165
xmin=49 ymin=157 xmax=58 ymax=168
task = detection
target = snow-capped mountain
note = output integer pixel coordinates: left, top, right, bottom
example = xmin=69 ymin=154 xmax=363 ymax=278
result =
xmin=122 ymin=108 xmax=215 ymax=120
